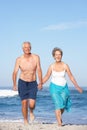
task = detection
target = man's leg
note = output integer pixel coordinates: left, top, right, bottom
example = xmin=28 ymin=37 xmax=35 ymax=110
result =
xmin=22 ymin=99 xmax=28 ymax=124
xmin=29 ymin=99 xmax=36 ymax=121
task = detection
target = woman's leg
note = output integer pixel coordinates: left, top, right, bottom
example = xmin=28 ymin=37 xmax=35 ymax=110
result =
xmin=55 ymin=108 xmax=64 ymax=126
xmin=55 ymin=109 xmax=62 ymax=126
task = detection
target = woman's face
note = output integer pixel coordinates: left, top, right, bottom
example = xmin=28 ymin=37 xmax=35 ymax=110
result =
xmin=54 ymin=50 xmax=62 ymax=62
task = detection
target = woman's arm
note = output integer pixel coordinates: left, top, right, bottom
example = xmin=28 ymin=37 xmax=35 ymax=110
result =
xmin=42 ymin=65 xmax=52 ymax=84
xmin=65 ymin=64 xmax=83 ymax=93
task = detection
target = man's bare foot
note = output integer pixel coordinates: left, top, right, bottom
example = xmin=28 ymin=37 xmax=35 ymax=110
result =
xmin=30 ymin=113 xmax=35 ymax=122
xmin=24 ymin=120 xmax=29 ymax=125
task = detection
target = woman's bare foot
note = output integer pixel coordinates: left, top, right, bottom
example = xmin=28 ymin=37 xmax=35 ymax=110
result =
xmin=58 ymin=122 xmax=62 ymax=127
xmin=58 ymin=119 xmax=62 ymax=126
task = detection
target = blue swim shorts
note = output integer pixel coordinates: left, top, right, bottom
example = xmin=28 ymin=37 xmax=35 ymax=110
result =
xmin=18 ymin=79 xmax=38 ymax=101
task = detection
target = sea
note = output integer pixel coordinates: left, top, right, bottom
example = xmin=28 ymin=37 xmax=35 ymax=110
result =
xmin=0 ymin=86 xmax=87 ymax=125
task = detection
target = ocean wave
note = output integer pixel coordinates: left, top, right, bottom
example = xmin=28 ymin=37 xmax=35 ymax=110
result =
xmin=0 ymin=90 xmax=18 ymax=97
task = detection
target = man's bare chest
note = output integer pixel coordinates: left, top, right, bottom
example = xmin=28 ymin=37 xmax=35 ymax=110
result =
xmin=19 ymin=59 xmax=37 ymax=71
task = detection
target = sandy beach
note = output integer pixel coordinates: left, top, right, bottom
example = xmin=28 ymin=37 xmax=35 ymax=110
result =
xmin=0 ymin=122 xmax=87 ymax=130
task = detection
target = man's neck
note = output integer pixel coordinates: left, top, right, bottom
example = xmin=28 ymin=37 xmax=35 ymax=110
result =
xmin=24 ymin=53 xmax=31 ymax=58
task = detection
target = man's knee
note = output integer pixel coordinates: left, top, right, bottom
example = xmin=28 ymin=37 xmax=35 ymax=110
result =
xmin=29 ymin=104 xmax=35 ymax=110
xmin=29 ymin=102 xmax=35 ymax=110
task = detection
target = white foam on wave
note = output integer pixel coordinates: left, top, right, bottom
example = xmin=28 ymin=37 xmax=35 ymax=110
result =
xmin=0 ymin=90 xmax=18 ymax=97
xmin=0 ymin=119 xmax=23 ymax=122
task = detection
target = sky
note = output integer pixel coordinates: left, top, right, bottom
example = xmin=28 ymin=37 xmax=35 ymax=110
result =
xmin=0 ymin=0 xmax=87 ymax=87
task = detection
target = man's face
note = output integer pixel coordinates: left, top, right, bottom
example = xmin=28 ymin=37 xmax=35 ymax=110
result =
xmin=23 ymin=43 xmax=31 ymax=54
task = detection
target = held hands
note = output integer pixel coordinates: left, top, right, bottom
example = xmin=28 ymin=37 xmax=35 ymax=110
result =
xmin=38 ymin=83 xmax=43 ymax=90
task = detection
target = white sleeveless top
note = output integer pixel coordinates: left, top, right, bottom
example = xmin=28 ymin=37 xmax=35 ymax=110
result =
xmin=51 ymin=70 xmax=67 ymax=86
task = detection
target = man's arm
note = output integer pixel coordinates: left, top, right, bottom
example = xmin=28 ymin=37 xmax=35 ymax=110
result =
xmin=12 ymin=58 xmax=20 ymax=91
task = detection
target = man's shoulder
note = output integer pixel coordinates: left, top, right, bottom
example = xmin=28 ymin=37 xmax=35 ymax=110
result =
xmin=32 ymin=53 xmax=39 ymax=58
xmin=16 ymin=55 xmax=23 ymax=61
